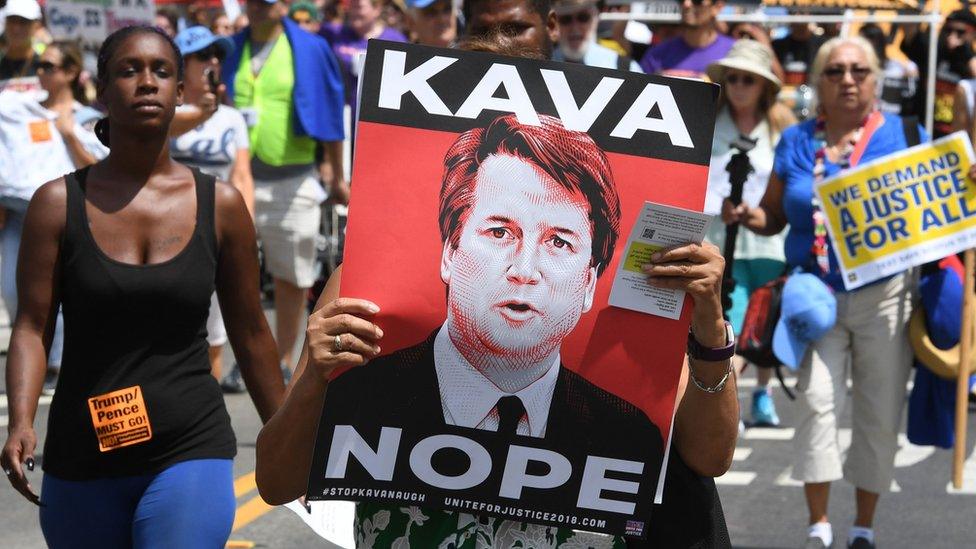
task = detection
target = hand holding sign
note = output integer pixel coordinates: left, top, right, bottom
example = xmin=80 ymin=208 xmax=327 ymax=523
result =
xmin=814 ymin=131 xmax=976 ymax=289
xmin=305 ymin=297 xmax=384 ymax=384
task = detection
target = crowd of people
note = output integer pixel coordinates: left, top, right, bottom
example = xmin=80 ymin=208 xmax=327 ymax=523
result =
xmin=0 ymin=0 xmax=974 ymax=548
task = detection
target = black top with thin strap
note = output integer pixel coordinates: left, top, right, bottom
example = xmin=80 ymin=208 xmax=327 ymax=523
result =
xmin=42 ymin=167 xmax=236 ymax=480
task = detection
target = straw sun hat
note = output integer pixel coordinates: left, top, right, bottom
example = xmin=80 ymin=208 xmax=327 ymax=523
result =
xmin=706 ymin=39 xmax=782 ymax=94
xmin=909 ymin=306 xmax=976 ymax=380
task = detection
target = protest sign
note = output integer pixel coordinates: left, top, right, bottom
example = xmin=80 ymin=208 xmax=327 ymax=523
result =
xmin=815 ymin=131 xmax=976 ymax=290
xmin=45 ymin=0 xmax=154 ymax=46
xmin=306 ymin=40 xmax=719 ymax=538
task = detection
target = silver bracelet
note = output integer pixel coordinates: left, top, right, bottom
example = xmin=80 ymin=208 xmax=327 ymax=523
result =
xmin=688 ymin=357 xmax=733 ymax=394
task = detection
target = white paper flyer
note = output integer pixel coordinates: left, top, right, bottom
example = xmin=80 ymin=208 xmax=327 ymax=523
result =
xmin=609 ymin=202 xmax=712 ymax=319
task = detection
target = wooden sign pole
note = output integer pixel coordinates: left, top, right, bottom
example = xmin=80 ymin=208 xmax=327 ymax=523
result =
xmin=954 ymin=248 xmax=975 ymax=489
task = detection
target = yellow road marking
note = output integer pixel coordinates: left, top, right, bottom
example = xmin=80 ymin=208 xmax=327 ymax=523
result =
xmin=234 ymin=471 xmax=257 ymax=498
xmin=233 ymin=494 xmax=275 ymax=532
xmin=231 ymin=471 xmax=275 ymax=533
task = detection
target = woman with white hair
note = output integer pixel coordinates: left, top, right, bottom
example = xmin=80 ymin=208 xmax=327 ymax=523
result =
xmin=723 ymin=36 xmax=924 ymax=549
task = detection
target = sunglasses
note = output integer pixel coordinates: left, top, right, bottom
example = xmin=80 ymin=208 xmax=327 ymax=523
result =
xmin=677 ymin=0 xmax=708 ymax=6
xmin=822 ymin=65 xmax=872 ymax=82
xmin=726 ymin=73 xmax=756 ymax=86
xmin=558 ymin=11 xmax=593 ymax=26
xmin=37 ymin=61 xmax=63 ymax=73
xmin=945 ymin=26 xmax=973 ymax=38
xmin=192 ymin=46 xmax=226 ymax=62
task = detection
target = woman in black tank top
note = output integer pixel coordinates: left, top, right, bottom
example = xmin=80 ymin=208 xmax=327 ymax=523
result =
xmin=1 ymin=26 xmax=284 ymax=547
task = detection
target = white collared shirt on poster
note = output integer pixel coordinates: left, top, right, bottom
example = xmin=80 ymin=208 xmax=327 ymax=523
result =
xmin=0 ymin=91 xmax=107 ymax=202
xmin=703 ymin=108 xmax=786 ymax=262
xmin=433 ymin=325 xmax=560 ymax=438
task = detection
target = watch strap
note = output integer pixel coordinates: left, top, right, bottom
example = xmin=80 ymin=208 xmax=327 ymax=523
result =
xmin=687 ymin=320 xmax=735 ymax=361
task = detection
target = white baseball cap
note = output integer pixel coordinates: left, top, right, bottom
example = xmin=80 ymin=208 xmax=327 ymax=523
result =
xmin=2 ymin=0 xmax=43 ymax=21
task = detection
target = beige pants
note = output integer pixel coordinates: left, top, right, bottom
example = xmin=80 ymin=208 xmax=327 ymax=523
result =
xmin=253 ymin=172 xmax=324 ymax=289
xmin=792 ymin=270 xmax=916 ymax=494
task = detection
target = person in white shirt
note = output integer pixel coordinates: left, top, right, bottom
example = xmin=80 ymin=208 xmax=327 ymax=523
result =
xmin=0 ymin=40 xmax=107 ymax=394
xmin=551 ymin=0 xmax=641 ymax=72
xmin=170 ymin=26 xmax=255 ymax=381
xmin=707 ymin=39 xmax=795 ymax=427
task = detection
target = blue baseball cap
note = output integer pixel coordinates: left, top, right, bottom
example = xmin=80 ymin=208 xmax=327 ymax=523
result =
xmin=404 ymin=0 xmax=440 ymax=8
xmin=772 ymin=273 xmax=837 ymax=370
xmin=174 ymin=26 xmax=234 ymax=59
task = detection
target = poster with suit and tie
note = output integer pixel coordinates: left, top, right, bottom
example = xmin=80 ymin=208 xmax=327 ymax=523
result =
xmin=306 ymin=40 xmax=719 ymax=539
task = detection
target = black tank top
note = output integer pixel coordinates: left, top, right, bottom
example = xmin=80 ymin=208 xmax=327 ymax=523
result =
xmin=42 ymin=167 xmax=236 ymax=480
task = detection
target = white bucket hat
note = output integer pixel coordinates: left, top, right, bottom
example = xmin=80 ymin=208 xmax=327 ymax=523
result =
xmin=706 ymin=39 xmax=782 ymax=94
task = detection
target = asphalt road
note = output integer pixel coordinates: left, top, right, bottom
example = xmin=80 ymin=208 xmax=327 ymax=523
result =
xmin=719 ymin=373 xmax=976 ymax=548
xmin=2 ymin=330 xmax=975 ymax=548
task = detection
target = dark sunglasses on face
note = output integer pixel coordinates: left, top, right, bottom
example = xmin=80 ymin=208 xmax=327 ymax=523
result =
xmin=677 ymin=0 xmax=708 ymax=6
xmin=726 ymin=73 xmax=756 ymax=86
xmin=37 ymin=61 xmax=62 ymax=73
xmin=558 ymin=11 xmax=593 ymax=26
xmin=192 ymin=46 xmax=225 ymax=62
xmin=945 ymin=26 xmax=973 ymax=39
xmin=822 ymin=65 xmax=871 ymax=82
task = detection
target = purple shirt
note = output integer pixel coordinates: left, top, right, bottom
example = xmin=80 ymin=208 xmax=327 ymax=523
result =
xmin=320 ymin=23 xmax=408 ymax=107
xmin=639 ymin=33 xmax=735 ymax=78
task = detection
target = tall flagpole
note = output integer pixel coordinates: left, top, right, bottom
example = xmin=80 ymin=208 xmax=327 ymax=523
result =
xmin=953 ymin=249 xmax=975 ymax=489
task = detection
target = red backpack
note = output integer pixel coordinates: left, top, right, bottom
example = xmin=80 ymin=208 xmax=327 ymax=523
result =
xmin=736 ymin=275 xmax=797 ymax=398
xmin=736 ymin=275 xmax=786 ymax=369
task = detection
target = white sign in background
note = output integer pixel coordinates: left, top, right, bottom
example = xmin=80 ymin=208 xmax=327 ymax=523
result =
xmin=45 ymin=0 xmax=154 ymax=46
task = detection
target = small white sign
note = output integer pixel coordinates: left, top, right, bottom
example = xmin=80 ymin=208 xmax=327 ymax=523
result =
xmin=608 ymin=201 xmax=711 ymax=319
xmin=45 ymin=0 xmax=154 ymax=46
xmin=284 ymin=499 xmax=356 ymax=548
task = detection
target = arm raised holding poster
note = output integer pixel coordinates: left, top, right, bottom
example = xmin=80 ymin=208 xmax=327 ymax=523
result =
xmin=256 ymin=246 xmax=736 ymax=518
xmin=258 ymin=39 xmax=732 ymax=543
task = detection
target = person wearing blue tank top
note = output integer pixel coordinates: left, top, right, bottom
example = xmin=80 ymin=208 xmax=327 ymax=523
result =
xmin=0 ymin=26 xmax=286 ymax=548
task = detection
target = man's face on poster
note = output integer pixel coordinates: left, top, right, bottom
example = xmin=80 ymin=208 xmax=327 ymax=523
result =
xmin=441 ymin=154 xmax=598 ymax=363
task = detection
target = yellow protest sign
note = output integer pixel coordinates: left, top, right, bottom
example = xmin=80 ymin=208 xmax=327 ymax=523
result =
xmin=815 ymin=131 xmax=976 ymax=289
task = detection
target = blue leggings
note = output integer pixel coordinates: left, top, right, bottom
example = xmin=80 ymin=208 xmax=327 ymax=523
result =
xmin=40 ymin=459 xmax=235 ymax=549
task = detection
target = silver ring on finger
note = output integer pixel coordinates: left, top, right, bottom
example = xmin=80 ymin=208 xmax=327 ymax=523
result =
xmin=334 ymin=334 xmax=344 ymax=353
xmin=2 ymin=468 xmax=11 ymax=476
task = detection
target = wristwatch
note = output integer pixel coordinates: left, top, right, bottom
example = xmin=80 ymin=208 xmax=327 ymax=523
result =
xmin=687 ymin=321 xmax=735 ymax=362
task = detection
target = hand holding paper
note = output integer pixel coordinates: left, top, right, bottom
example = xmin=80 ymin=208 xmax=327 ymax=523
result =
xmin=608 ymin=202 xmax=713 ymax=320
xmin=643 ymin=242 xmax=727 ymax=348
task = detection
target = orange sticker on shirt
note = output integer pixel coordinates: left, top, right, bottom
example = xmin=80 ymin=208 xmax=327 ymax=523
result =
xmin=28 ymin=120 xmax=52 ymax=143
xmin=87 ymin=385 xmax=152 ymax=452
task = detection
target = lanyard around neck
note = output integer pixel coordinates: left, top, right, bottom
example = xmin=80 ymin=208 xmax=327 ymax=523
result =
xmin=808 ymin=111 xmax=883 ymax=275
